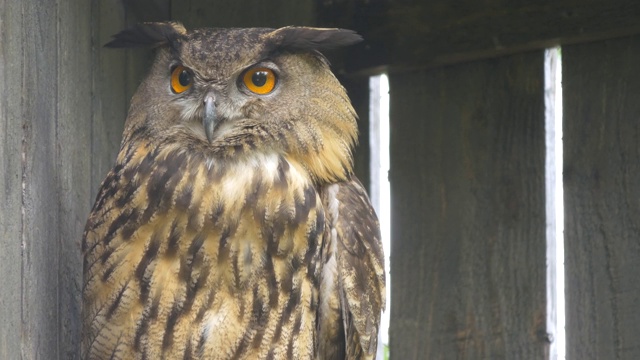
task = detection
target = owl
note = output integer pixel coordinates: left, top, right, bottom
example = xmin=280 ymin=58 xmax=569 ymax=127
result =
xmin=82 ymin=22 xmax=385 ymax=360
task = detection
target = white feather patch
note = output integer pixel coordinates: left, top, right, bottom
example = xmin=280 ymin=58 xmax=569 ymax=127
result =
xmin=319 ymin=184 xmax=340 ymax=318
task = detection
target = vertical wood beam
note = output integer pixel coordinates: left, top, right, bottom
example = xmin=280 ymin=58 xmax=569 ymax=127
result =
xmin=91 ymin=2 xmax=128 ymax=195
xmin=563 ymin=35 xmax=640 ymax=359
xmin=389 ymin=52 xmax=549 ymax=359
xmin=342 ymin=76 xmax=371 ymax=194
xmin=20 ymin=0 xmax=61 ymax=357
xmin=0 ymin=0 xmax=26 ymax=356
xmin=58 ymin=0 xmax=92 ymax=358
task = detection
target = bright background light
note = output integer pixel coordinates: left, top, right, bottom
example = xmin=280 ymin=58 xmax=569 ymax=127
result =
xmin=369 ymin=74 xmax=390 ymax=359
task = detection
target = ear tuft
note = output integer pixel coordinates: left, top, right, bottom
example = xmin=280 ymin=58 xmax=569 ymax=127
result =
xmin=268 ymin=27 xmax=363 ymax=53
xmin=104 ymin=22 xmax=187 ymax=48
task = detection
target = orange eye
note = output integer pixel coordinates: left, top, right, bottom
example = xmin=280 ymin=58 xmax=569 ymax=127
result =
xmin=242 ymin=67 xmax=276 ymax=95
xmin=171 ymin=65 xmax=193 ymax=94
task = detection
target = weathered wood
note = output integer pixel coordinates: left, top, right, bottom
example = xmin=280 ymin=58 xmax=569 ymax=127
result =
xmin=318 ymin=0 xmax=640 ymax=74
xmin=58 ymin=1 xmax=92 ymax=358
xmin=341 ymin=76 xmax=371 ymax=194
xmin=20 ymin=0 xmax=61 ymax=358
xmin=388 ymin=52 xmax=548 ymax=359
xmin=91 ymin=2 xmax=129 ymax=195
xmin=563 ymin=35 xmax=640 ymax=359
xmin=0 ymin=0 xmax=25 ymax=358
xmin=123 ymin=0 xmax=171 ymax=23
xmin=172 ymin=0 xmax=315 ymax=28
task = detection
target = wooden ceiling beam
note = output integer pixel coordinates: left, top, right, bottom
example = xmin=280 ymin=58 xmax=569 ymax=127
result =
xmin=317 ymin=0 xmax=640 ymax=74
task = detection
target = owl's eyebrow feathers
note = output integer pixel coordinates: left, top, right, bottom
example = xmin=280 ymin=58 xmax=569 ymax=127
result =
xmin=104 ymin=21 xmax=187 ymax=49
xmin=266 ymin=26 xmax=362 ymax=53
xmin=104 ymin=22 xmax=363 ymax=55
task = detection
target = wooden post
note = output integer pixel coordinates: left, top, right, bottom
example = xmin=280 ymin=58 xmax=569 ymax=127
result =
xmin=342 ymin=77 xmax=372 ymax=194
xmin=388 ymin=52 xmax=549 ymax=358
xmin=91 ymin=2 xmax=129 ymax=196
xmin=0 ymin=0 xmax=92 ymax=358
xmin=563 ymin=34 xmax=640 ymax=359
xmin=0 ymin=0 xmax=27 ymax=357
xmin=58 ymin=1 xmax=92 ymax=358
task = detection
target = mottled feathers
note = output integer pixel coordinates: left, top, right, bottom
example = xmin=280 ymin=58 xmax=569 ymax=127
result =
xmin=82 ymin=22 xmax=384 ymax=360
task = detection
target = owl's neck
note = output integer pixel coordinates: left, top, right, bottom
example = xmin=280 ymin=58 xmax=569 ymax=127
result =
xmin=121 ymin=123 xmax=355 ymax=186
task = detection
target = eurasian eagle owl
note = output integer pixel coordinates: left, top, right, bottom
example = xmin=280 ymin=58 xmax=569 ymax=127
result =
xmin=82 ymin=22 xmax=385 ymax=360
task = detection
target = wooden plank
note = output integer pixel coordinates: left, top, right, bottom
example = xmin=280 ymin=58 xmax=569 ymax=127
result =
xmin=318 ymin=0 xmax=640 ymax=74
xmin=91 ymin=2 xmax=128 ymax=195
xmin=388 ymin=52 xmax=548 ymax=358
xmin=20 ymin=0 xmax=61 ymax=358
xmin=123 ymin=0 xmax=171 ymax=22
xmin=57 ymin=0 xmax=92 ymax=358
xmin=341 ymin=76 xmax=371 ymax=194
xmin=172 ymin=0 xmax=315 ymax=28
xmin=1 ymin=1 xmax=94 ymax=358
xmin=563 ymin=35 xmax=640 ymax=359
xmin=0 ymin=0 xmax=25 ymax=357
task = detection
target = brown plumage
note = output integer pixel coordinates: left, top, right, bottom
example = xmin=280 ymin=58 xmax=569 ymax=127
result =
xmin=82 ymin=22 xmax=385 ymax=360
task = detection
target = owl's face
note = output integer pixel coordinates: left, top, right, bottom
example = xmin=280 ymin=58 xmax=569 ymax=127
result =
xmin=111 ymin=23 xmax=361 ymax=183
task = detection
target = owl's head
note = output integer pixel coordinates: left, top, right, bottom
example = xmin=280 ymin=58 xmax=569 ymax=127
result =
xmin=107 ymin=22 xmax=362 ymax=184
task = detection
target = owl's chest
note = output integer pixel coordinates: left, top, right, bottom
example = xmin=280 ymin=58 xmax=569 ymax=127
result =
xmin=136 ymin=150 xmax=325 ymax=282
xmin=85 ymin=150 xmax=325 ymax=358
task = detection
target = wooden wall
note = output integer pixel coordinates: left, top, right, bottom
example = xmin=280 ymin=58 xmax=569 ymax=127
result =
xmin=3 ymin=0 xmax=640 ymax=359
xmin=1 ymin=1 xmax=91 ymax=358
xmin=0 ymin=1 xmax=156 ymax=358
xmin=319 ymin=0 xmax=640 ymax=74
xmin=388 ymin=52 xmax=548 ymax=358
xmin=563 ymin=34 xmax=640 ymax=359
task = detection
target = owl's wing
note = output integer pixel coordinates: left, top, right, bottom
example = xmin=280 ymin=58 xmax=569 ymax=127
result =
xmin=319 ymin=177 xmax=385 ymax=359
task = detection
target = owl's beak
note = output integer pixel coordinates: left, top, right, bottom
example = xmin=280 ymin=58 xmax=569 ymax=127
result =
xmin=203 ymin=94 xmax=217 ymax=143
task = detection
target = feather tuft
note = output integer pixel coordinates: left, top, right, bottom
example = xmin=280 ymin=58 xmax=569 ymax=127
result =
xmin=268 ymin=27 xmax=363 ymax=53
xmin=105 ymin=21 xmax=187 ymax=48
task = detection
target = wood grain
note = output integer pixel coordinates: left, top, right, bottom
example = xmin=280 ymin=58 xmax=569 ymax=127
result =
xmin=341 ymin=76 xmax=371 ymax=194
xmin=20 ymin=0 xmax=61 ymax=357
xmin=319 ymin=0 xmax=640 ymax=74
xmin=58 ymin=1 xmax=92 ymax=358
xmin=91 ymin=2 xmax=129 ymax=196
xmin=0 ymin=0 xmax=25 ymax=357
xmin=563 ymin=34 xmax=640 ymax=359
xmin=388 ymin=51 xmax=549 ymax=359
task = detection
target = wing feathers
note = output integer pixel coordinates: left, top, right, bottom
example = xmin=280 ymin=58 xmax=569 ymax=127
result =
xmin=320 ymin=178 xmax=385 ymax=359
